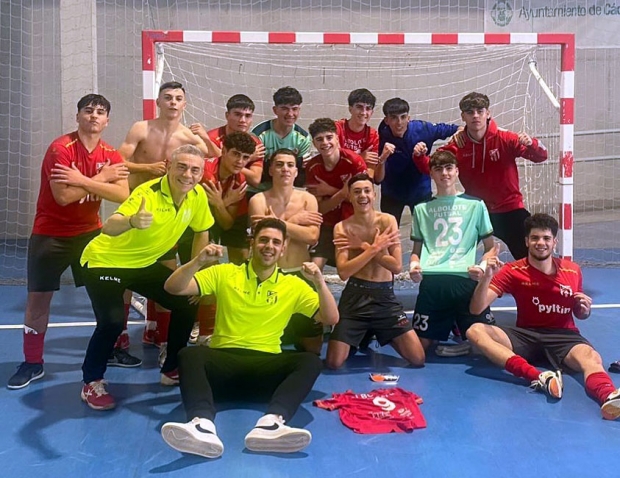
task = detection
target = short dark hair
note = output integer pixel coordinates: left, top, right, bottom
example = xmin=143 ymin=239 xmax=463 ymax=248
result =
xmin=308 ymin=118 xmax=337 ymax=138
xmin=226 ymin=94 xmax=255 ymax=112
xmin=348 ymin=172 xmax=373 ymax=188
xmin=253 ymin=217 xmax=287 ymax=239
xmin=222 ymin=131 xmax=256 ymax=155
xmin=271 ymin=148 xmax=297 ymax=163
xmin=429 ymin=150 xmax=458 ymax=169
xmin=77 ymin=94 xmax=111 ymax=114
xmin=524 ymin=213 xmax=558 ymax=238
xmin=459 ymin=92 xmax=490 ymax=112
xmin=382 ymin=97 xmax=409 ymax=116
xmin=273 ymin=86 xmax=302 ymax=106
xmin=159 ymin=81 xmax=185 ymax=94
xmin=348 ymin=88 xmax=376 ymax=108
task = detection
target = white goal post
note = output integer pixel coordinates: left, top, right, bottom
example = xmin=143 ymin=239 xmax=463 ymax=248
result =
xmin=141 ymin=30 xmax=575 ymax=258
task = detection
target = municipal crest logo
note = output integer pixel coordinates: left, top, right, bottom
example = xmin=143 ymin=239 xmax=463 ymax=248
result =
xmin=559 ymin=284 xmax=573 ymax=297
xmin=491 ymin=0 xmax=513 ymax=27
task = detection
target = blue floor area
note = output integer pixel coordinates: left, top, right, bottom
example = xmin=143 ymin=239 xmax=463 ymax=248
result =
xmin=0 ymin=268 xmax=619 ymax=477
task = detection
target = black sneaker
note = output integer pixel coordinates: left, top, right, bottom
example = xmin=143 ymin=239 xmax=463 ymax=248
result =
xmin=608 ymin=361 xmax=620 ymax=374
xmin=107 ymin=348 xmax=142 ymax=368
xmin=7 ymin=362 xmax=45 ymax=390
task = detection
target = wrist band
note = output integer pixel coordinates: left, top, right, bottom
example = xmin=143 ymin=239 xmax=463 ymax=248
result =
xmin=128 ymin=215 xmax=135 ymax=228
xmin=409 ymin=261 xmax=420 ymax=273
xmin=476 ymin=260 xmax=487 ymax=273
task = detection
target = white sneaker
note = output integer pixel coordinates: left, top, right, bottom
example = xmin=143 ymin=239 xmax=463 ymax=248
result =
xmin=530 ymin=370 xmax=563 ymax=399
xmin=161 ymin=417 xmax=224 ymax=458
xmin=188 ymin=322 xmax=199 ymax=344
xmin=158 ymin=342 xmax=167 ymax=368
xmin=244 ymin=414 xmax=311 ymax=453
xmin=601 ymin=389 xmax=620 ymax=421
xmin=435 ymin=342 xmax=472 ymax=357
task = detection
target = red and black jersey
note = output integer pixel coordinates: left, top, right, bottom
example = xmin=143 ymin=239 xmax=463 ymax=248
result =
xmin=202 ymin=157 xmax=248 ymax=216
xmin=490 ymin=257 xmax=583 ymax=331
xmin=33 ymin=132 xmax=124 ymax=237
xmin=314 ymin=388 xmax=426 ymax=434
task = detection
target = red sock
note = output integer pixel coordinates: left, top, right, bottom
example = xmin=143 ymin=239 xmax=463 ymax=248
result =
xmin=23 ymin=328 xmax=45 ymax=364
xmin=156 ymin=310 xmax=171 ymax=343
xmin=585 ymin=372 xmax=617 ymax=404
xmin=198 ymin=304 xmax=216 ymax=336
xmin=505 ymin=355 xmax=541 ymax=383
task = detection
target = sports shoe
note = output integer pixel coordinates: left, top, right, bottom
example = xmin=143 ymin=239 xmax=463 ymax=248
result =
xmin=7 ymin=362 xmax=45 ymax=390
xmin=161 ymin=417 xmax=224 ymax=458
xmin=158 ymin=342 xmax=168 ymax=368
xmin=142 ymin=321 xmax=158 ymax=346
xmin=188 ymin=322 xmax=199 ymax=344
xmin=601 ymin=389 xmax=620 ymax=421
xmin=81 ymin=380 xmax=116 ymax=410
xmin=244 ymin=414 xmax=311 ymax=453
xmin=114 ymin=331 xmax=131 ymax=351
xmin=161 ymin=370 xmax=179 ymax=386
xmin=107 ymin=348 xmax=142 ymax=368
xmin=530 ymin=370 xmax=563 ymax=399
xmin=435 ymin=342 xmax=472 ymax=357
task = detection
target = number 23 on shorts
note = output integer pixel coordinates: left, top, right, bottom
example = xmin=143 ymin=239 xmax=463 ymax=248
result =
xmin=413 ymin=313 xmax=429 ymax=331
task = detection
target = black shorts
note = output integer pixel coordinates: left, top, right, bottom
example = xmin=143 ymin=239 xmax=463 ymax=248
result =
xmin=27 ymin=230 xmax=100 ymax=292
xmin=210 ymin=214 xmax=250 ymax=249
xmin=489 ymin=208 xmax=531 ymax=260
xmin=413 ymin=274 xmax=493 ymax=341
xmin=309 ymin=225 xmax=335 ymax=266
xmin=330 ymin=277 xmax=411 ymax=347
xmin=280 ymin=270 xmax=323 ymax=343
xmin=501 ymin=326 xmax=592 ymax=370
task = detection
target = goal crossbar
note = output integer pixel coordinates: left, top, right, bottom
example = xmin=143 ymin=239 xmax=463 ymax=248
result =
xmin=141 ymin=30 xmax=575 ymax=258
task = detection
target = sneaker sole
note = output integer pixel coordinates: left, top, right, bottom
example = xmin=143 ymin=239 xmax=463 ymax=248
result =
xmin=547 ymin=375 xmax=563 ymax=399
xmin=80 ymin=391 xmax=116 ymax=411
xmin=245 ymin=430 xmax=311 ymax=453
xmin=601 ymin=397 xmax=620 ymax=421
xmin=160 ymin=376 xmax=179 ymax=386
xmin=107 ymin=360 xmax=143 ymax=368
xmin=7 ymin=370 xmax=45 ymax=390
xmin=161 ymin=424 xmax=223 ymax=458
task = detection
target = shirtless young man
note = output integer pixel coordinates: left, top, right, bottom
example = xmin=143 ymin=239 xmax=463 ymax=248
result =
xmin=248 ymin=148 xmax=324 ymax=353
xmin=115 ymin=81 xmax=220 ymax=357
xmin=326 ymin=173 xmax=425 ymax=369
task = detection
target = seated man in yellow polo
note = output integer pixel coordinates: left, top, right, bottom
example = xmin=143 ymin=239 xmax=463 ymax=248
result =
xmin=161 ymin=217 xmax=339 ymax=458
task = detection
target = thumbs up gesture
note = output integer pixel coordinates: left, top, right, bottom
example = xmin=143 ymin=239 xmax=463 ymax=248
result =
xmin=129 ymin=197 xmax=153 ymax=229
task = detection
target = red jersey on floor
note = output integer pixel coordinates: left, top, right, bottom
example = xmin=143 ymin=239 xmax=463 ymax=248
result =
xmin=33 ymin=132 xmax=124 ymax=237
xmin=207 ymin=125 xmax=263 ymax=168
xmin=490 ymin=257 xmax=583 ymax=331
xmin=304 ymin=148 xmax=367 ymax=226
xmin=202 ymin=157 xmax=248 ymax=216
xmin=335 ymin=119 xmax=379 ymax=156
xmin=314 ymin=388 xmax=426 ymax=434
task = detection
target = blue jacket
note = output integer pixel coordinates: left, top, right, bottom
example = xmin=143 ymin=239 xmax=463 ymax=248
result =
xmin=378 ymin=119 xmax=458 ymax=205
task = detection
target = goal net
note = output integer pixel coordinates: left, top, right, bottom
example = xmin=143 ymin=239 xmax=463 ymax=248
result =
xmin=143 ymin=31 xmax=573 ymax=264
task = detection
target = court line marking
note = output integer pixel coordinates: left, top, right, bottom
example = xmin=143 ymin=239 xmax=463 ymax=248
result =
xmin=0 ymin=304 xmax=619 ymax=330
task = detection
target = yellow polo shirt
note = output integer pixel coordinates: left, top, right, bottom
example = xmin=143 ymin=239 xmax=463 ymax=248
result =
xmin=195 ymin=262 xmax=320 ymax=353
xmin=81 ymin=176 xmax=214 ymax=268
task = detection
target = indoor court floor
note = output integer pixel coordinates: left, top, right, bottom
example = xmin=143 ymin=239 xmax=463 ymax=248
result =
xmin=1 ymin=267 xmax=619 ymax=478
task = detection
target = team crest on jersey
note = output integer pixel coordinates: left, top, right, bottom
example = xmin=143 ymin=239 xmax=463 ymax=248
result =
xmin=96 ymin=161 xmax=107 ymax=172
xmin=340 ymin=174 xmax=350 ymax=184
xmin=559 ymin=284 xmax=573 ymax=297
xmin=489 ymin=149 xmax=500 ymax=161
xmin=266 ymin=290 xmax=278 ymax=305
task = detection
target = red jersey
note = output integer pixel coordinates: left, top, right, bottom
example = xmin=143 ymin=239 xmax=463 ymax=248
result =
xmin=413 ymin=119 xmax=547 ymax=213
xmin=335 ymin=118 xmax=379 ymax=156
xmin=206 ymin=125 xmax=263 ymax=168
xmin=305 ymin=149 xmax=367 ymax=226
xmin=314 ymin=388 xmax=426 ymax=434
xmin=490 ymin=257 xmax=583 ymax=331
xmin=202 ymin=157 xmax=248 ymax=216
xmin=33 ymin=132 xmax=123 ymax=237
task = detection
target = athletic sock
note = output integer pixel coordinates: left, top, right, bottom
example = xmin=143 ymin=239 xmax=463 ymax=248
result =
xmin=156 ymin=310 xmax=171 ymax=343
xmin=198 ymin=303 xmax=216 ymax=336
xmin=505 ymin=355 xmax=541 ymax=383
xmin=585 ymin=371 xmax=617 ymax=404
xmin=23 ymin=326 xmax=45 ymax=364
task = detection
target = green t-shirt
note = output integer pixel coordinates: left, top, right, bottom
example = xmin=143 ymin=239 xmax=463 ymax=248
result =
xmin=194 ymin=262 xmax=320 ymax=353
xmin=81 ymin=176 xmax=214 ymax=268
xmin=411 ymin=193 xmax=493 ymax=277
